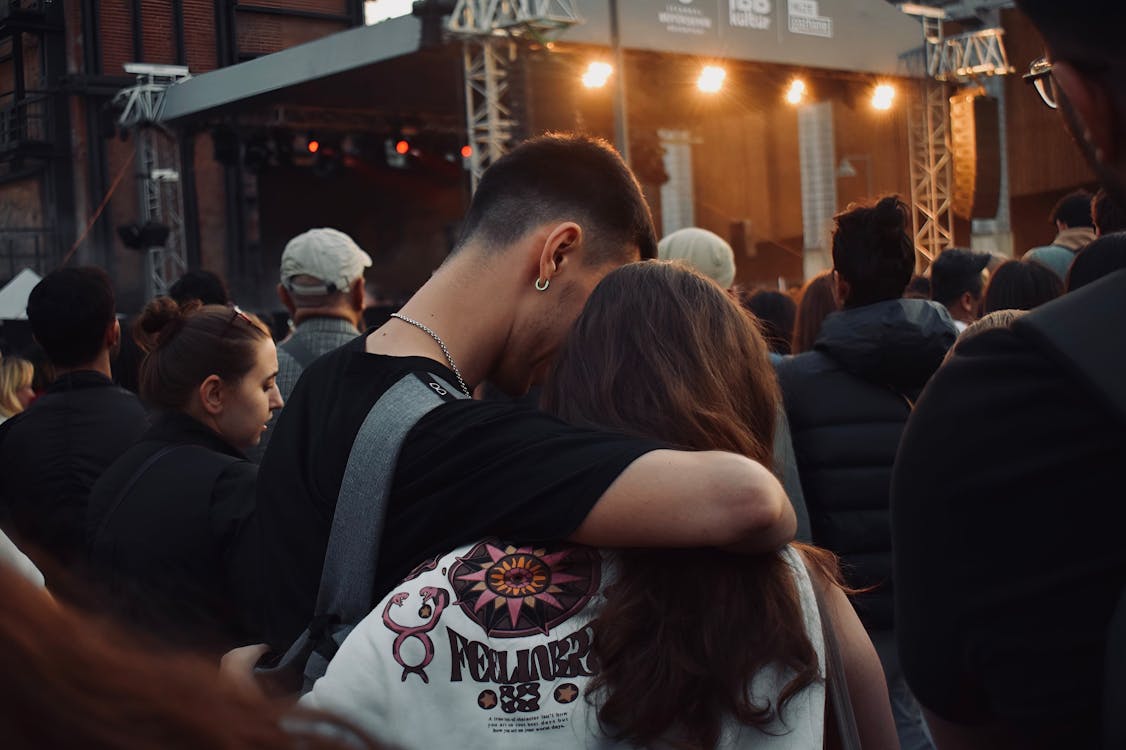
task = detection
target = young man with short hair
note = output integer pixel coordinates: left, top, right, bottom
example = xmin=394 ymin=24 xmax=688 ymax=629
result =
xmin=237 ymin=134 xmax=795 ymax=650
xmin=1024 ymin=189 xmax=1097 ymax=280
xmin=930 ymin=247 xmax=992 ymax=332
xmin=0 ymin=267 xmax=147 ymax=574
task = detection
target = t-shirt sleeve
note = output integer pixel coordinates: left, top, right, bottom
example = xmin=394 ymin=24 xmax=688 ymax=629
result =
xmin=891 ymin=327 xmax=1125 ymax=730
xmin=384 ymin=402 xmax=663 ymax=575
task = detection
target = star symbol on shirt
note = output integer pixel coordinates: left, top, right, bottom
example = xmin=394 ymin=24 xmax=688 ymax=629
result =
xmin=478 ymin=690 xmax=498 ymax=710
xmin=555 ymin=683 xmax=579 ymax=704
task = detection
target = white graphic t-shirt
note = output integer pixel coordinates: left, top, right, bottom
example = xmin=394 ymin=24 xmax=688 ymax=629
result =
xmin=303 ymin=542 xmax=825 ymax=749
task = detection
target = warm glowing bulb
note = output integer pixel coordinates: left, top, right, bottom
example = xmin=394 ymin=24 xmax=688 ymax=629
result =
xmin=581 ymin=61 xmax=613 ymax=89
xmin=786 ymin=79 xmax=807 ymax=105
xmin=697 ymin=65 xmax=726 ymax=94
xmin=395 ymin=139 xmax=410 ymax=155
xmin=307 ymin=140 xmax=320 ymax=154
xmin=460 ymin=145 xmax=473 ymax=159
xmin=872 ymin=84 xmax=896 ymax=111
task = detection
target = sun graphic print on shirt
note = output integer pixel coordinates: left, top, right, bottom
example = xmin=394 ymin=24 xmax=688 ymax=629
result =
xmin=448 ymin=540 xmax=601 ymax=638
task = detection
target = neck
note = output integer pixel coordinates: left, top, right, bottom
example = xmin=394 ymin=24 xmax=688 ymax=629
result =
xmin=292 ymin=307 xmax=360 ymax=329
xmin=366 ymin=253 xmax=510 ymax=390
xmin=54 ymin=351 xmax=112 ymax=380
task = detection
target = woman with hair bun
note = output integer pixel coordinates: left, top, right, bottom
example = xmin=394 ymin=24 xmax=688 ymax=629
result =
xmin=87 ymin=299 xmax=283 ymax=654
xmin=777 ymin=196 xmax=956 ymax=750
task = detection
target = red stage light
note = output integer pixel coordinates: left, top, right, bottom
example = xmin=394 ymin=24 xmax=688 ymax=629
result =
xmin=460 ymin=145 xmax=473 ymax=158
xmin=308 ymin=140 xmax=320 ymax=154
xmin=395 ymin=140 xmax=410 ymax=155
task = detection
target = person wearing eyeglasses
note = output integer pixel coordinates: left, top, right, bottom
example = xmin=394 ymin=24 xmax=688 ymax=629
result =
xmin=86 ymin=299 xmax=283 ymax=654
xmin=892 ymin=2 xmax=1126 ymax=748
xmin=0 ymin=268 xmax=148 ymax=583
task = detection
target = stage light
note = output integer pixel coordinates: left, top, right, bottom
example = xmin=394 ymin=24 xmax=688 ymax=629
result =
xmin=395 ymin=139 xmax=410 ymax=155
xmin=697 ymin=65 xmax=726 ymax=94
xmin=581 ymin=61 xmax=613 ymax=89
xmin=308 ymin=139 xmax=320 ymax=154
xmin=786 ymin=79 xmax=807 ymax=105
xmin=460 ymin=144 xmax=473 ymax=159
xmin=872 ymin=84 xmax=896 ymax=111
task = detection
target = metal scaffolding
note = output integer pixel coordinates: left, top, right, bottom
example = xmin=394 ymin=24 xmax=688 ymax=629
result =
xmin=447 ymin=1 xmax=581 ymax=190
xmin=901 ymin=4 xmax=1014 ymax=270
xmin=114 ymin=63 xmax=191 ymax=300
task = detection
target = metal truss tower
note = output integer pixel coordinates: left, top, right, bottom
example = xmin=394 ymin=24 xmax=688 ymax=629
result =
xmin=447 ymin=1 xmax=581 ymax=191
xmin=901 ymin=4 xmax=1013 ymax=271
xmin=114 ymin=63 xmax=192 ymax=300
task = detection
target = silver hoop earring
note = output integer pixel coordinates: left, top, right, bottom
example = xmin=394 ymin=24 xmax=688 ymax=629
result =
xmin=535 ymin=278 xmax=550 ymax=291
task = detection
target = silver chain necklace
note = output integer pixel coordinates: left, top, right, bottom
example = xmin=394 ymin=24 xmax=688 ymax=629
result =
xmin=389 ymin=313 xmax=471 ymax=396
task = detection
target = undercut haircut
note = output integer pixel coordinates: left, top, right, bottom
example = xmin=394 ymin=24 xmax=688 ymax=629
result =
xmin=831 ymin=196 xmax=915 ymax=308
xmin=455 ymin=133 xmax=657 ymax=265
xmin=27 ymin=267 xmax=116 ymax=369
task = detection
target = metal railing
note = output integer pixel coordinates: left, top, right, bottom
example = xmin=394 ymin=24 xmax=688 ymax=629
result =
xmin=0 ymin=92 xmax=51 ymax=153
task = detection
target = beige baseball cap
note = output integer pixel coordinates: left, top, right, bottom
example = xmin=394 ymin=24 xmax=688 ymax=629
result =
xmin=657 ymin=227 xmax=736 ymax=289
xmin=280 ymin=228 xmax=372 ymax=296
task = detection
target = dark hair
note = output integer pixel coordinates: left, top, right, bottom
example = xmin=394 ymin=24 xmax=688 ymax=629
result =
xmin=930 ymin=248 xmax=990 ymax=306
xmin=1051 ymin=190 xmax=1095 ymax=229
xmin=739 ymin=289 xmax=796 ymax=355
xmin=169 ymin=270 xmax=230 ymax=307
xmin=982 ymin=260 xmax=1063 ymax=313
xmin=456 ymin=133 xmax=657 ymax=265
xmin=1014 ymin=1 xmax=1119 ymax=58
xmin=1067 ymin=232 xmax=1126 ymax=291
xmin=831 ymin=196 xmax=915 ymax=308
xmin=791 ymin=271 xmax=838 ymax=354
xmin=135 ymin=298 xmax=271 ymax=410
xmin=1093 ymin=189 xmax=1126 ymax=235
xmin=0 ymin=565 xmax=375 ymax=749
xmin=903 ymin=275 xmax=932 ymax=299
xmin=543 ymin=261 xmax=837 ymax=749
xmin=26 ymin=267 xmax=116 ymax=368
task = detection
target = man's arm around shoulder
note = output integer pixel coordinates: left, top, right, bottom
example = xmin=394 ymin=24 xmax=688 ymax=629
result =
xmin=568 ymin=450 xmax=795 ymax=554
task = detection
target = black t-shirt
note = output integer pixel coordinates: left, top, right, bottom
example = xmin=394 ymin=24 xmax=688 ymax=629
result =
xmin=237 ymin=335 xmax=662 ymax=649
xmin=891 ymin=321 xmax=1126 ymax=746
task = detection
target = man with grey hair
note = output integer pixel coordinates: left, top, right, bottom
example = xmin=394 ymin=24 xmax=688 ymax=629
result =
xmin=248 ymin=228 xmax=369 ymax=462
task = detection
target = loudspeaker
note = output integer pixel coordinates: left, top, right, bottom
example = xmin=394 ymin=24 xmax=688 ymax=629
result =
xmin=950 ymin=92 xmax=1001 ymax=220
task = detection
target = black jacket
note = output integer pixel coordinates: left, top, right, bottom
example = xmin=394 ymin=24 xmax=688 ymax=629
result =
xmin=87 ymin=411 xmax=258 ymax=652
xmin=0 ymin=371 xmax=148 ymax=572
xmin=777 ymin=298 xmax=956 ymax=630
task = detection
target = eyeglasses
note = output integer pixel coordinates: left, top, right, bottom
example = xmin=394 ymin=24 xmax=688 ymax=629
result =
xmin=223 ymin=305 xmax=253 ymax=335
xmin=1024 ymin=57 xmax=1058 ymax=110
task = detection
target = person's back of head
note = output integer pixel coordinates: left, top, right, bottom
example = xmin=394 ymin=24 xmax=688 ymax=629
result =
xmin=657 ymin=228 xmax=736 ymax=289
xmin=740 ymin=289 xmax=796 ymax=355
xmin=278 ymin=229 xmax=371 ymax=325
xmin=169 ymin=270 xmax=230 ymax=307
xmin=26 ymin=267 xmax=117 ymax=372
xmin=1067 ymin=232 xmax=1126 ymax=292
xmin=0 ymin=357 xmax=34 ymax=418
xmin=455 ymin=133 xmax=657 ymax=265
xmin=543 ymin=261 xmax=830 ymax=749
xmin=792 ymin=271 xmax=839 ymax=354
xmin=930 ymin=248 xmax=992 ymax=320
xmin=903 ymin=275 xmax=932 ymax=300
xmin=832 ymin=196 xmax=915 ymax=308
xmin=983 ymin=260 xmax=1064 ymax=314
xmin=1051 ymin=190 xmax=1095 ymax=230
xmin=1093 ymin=189 xmax=1126 ymax=236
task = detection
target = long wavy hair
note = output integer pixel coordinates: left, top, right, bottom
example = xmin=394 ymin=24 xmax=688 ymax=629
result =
xmin=543 ymin=261 xmax=839 ymax=749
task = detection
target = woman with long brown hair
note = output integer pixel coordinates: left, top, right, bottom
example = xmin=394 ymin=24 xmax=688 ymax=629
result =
xmin=303 ymin=262 xmax=896 ymax=749
xmin=792 ymin=271 xmax=839 ymax=354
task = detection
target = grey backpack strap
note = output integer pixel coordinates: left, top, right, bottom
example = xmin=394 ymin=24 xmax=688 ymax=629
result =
xmin=315 ymin=371 xmax=467 ymax=622
xmin=279 ymin=335 xmax=319 ymax=370
xmin=263 ymin=371 xmax=467 ymax=693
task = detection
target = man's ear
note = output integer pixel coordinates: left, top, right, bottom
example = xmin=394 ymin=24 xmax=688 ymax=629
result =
xmin=277 ymin=284 xmax=297 ymax=316
xmin=536 ymin=222 xmax=583 ymax=287
xmin=1054 ymin=61 xmax=1118 ymax=165
xmin=349 ymin=278 xmax=365 ymax=313
xmin=833 ymin=271 xmax=850 ymax=307
xmin=198 ymin=374 xmax=224 ymax=417
xmin=106 ymin=319 xmax=121 ymax=349
xmin=960 ymin=291 xmax=977 ymax=316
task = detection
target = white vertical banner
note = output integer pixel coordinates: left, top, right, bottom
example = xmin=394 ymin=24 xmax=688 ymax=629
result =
xmin=659 ymin=129 xmax=696 ymax=237
xmin=798 ymin=101 xmax=837 ymax=279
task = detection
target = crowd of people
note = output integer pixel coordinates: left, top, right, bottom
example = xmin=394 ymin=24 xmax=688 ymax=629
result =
xmin=0 ymin=0 xmax=1124 ymax=747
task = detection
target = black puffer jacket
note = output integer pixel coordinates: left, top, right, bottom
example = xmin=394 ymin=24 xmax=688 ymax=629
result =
xmin=777 ymin=298 xmax=956 ymax=631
